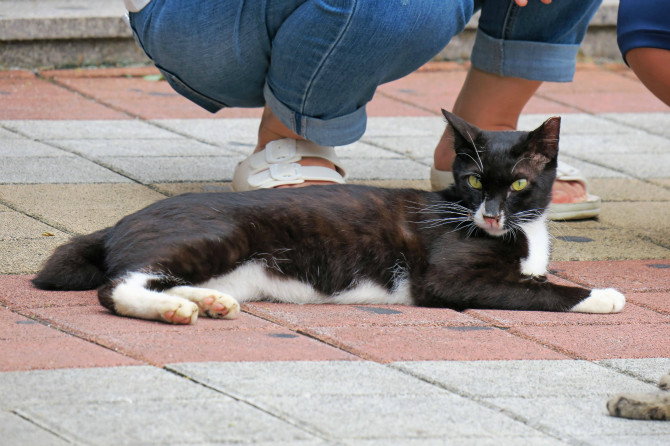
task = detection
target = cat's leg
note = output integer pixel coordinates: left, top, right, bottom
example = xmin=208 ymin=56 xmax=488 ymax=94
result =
xmin=569 ymin=288 xmax=626 ymax=313
xmin=163 ymin=286 xmax=241 ymax=319
xmin=98 ymin=272 xmax=199 ymax=324
xmin=519 ymin=215 xmax=550 ymax=277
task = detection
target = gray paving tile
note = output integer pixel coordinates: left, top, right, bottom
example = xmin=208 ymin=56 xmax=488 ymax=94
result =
xmin=1 ymin=120 xmax=179 ymax=140
xmin=1 ymin=157 xmax=130 ymax=184
xmin=362 ymin=135 xmax=439 ymax=159
xmin=363 ymin=117 xmax=445 ymax=137
xmin=597 ymin=358 xmax=670 ymax=384
xmin=169 ymin=361 xmax=440 ymax=397
xmin=0 ymin=410 xmax=69 ymax=446
xmin=95 ymin=155 xmax=241 ymax=183
xmin=556 ymin=156 xmax=631 ymax=179
xmin=17 ymin=398 xmax=315 ymax=446
xmin=578 ymin=434 xmax=670 ymax=446
xmin=153 ymin=118 xmax=259 ymax=150
xmin=487 ymin=395 xmax=670 ymax=439
xmin=0 ymin=126 xmax=23 ymax=139
xmin=0 ymin=208 xmax=67 ymax=241
xmin=393 ymin=360 xmax=656 ymax=398
xmin=559 ymin=133 xmax=670 ymax=156
xmin=336 ymin=141 xmax=399 ymax=159
xmin=346 ymin=158 xmax=428 ymax=180
xmin=342 ymin=436 xmax=567 ymax=446
xmin=50 ymin=138 xmax=234 ymax=157
xmin=253 ymin=393 xmax=544 ymax=440
xmin=518 ymin=114 xmax=637 ymax=135
xmin=0 ymin=366 xmax=216 ymax=409
xmin=576 ymin=153 xmax=670 ymax=179
xmin=0 ymin=139 xmax=73 ymax=157
xmin=600 ymin=112 xmax=670 ymax=139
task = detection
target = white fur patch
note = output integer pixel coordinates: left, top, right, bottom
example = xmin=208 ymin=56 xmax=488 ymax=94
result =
xmin=570 ymin=288 xmax=626 ymax=313
xmin=199 ymin=261 xmax=412 ymax=305
xmin=519 ymin=213 xmax=550 ymax=277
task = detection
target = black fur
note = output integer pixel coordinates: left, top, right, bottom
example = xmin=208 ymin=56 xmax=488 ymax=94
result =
xmin=33 ymin=112 xmax=592 ymax=314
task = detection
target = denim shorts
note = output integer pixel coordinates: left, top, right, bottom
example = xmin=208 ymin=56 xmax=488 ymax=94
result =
xmin=128 ymin=0 xmax=601 ymax=146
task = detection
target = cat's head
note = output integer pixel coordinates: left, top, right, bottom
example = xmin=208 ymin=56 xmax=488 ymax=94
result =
xmin=441 ymin=109 xmax=560 ymax=237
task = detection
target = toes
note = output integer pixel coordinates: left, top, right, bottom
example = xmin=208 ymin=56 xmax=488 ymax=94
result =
xmin=199 ymin=293 xmax=240 ymax=319
xmin=163 ymin=303 xmax=198 ymax=325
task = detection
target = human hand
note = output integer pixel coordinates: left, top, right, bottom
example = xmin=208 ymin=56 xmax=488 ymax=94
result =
xmin=515 ymin=0 xmax=552 ymax=6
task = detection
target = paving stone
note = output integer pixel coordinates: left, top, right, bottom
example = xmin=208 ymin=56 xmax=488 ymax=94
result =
xmin=345 ymin=158 xmax=428 ymax=180
xmin=16 ymin=398 xmax=316 ymax=445
xmin=486 ymin=395 xmax=670 ymax=441
xmin=169 ymin=361 xmax=437 ymax=397
xmin=341 ymin=437 xmax=565 ymax=446
xmin=0 ymin=275 xmax=96 ymax=309
xmin=242 ymin=302 xmax=481 ymax=329
xmin=0 ymin=307 xmax=139 ymax=371
xmin=0 ymin=138 xmax=73 ymax=156
xmin=50 ymin=138 xmax=232 ymax=157
xmin=362 ymin=116 xmax=445 ymax=137
xmin=559 ymin=132 xmax=670 ymax=156
xmin=601 ymin=112 xmax=670 ymax=139
xmin=626 ymin=292 xmax=670 ymax=315
xmin=95 ymin=155 xmax=242 ymax=183
xmin=302 ymin=325 xmax=568 ymax=362
xmin=579 ymin=154 xmax=670 ymax=179
xmin=0 ymin=411 xmax=69 ymax=446
xmin=0 ymin=126 xmax=22 ymax=138
xmin=151 ymin=118 xmax=260 ymax=148
xmin=548 ymin=219 xmax=670 ymax=261
xmin=554 ymin=155 xmax=630 ymax=178
xmin=518 ymin=113 xmax=634 ymax=135
xmin=600 ymin=202 xmax=670 ymax=247
xmin=0 ymin=208 xmax=67 ymax=241
xmin=362 ymin=135 xmax=442 ymax=159
xmin=0 ymin=184 xmax=165 ymax=234
xmin=0 ymin=156 xmax=130 ymax=184
xmin=596 ymin=358 xmax=670 ymax=384
xmin=252 ymin=392 xmax=545 ymax=440
xmin=1 ymin=119 xmax=179 ymax=140
xmin=511 ymin=324 xmax=670 ymax=360
xmin=551 ymin=260 xmax=670 ymax=293
xmin=0 ymin=237 xmax=71 ymax=274
xmin=588 ymin=178 xmax=670 ymax=202
xmin=393 ymin=360 xmax=655 ymax=398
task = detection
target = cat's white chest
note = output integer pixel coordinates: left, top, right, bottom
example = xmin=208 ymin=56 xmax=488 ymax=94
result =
xmin=519 ymin=215 xmax=550 ymax=277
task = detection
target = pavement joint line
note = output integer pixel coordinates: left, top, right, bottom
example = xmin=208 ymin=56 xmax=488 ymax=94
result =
xmin=147 ymin=120 xmax=250 ymax=157
xmin=0 ymin=196 xmax=76 ymax=236
xmin=387 ymin=362 xmax=587 ymax=446
xmin=375 ymin=90 xmax=442 ymax=116
xmin=11 ymin=408 xmax=79 ymax=446
xmin=163 ymin=364 xmax=336 ymax=443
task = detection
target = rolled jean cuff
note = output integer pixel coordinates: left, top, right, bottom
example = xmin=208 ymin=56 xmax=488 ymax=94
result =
xmin=471 ymin=29 xmax=580 ymax=83
xmin=263 ymin=84 xmax=367 ymax=147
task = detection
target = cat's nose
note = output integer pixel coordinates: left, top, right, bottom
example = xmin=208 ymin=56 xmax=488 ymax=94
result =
xmin=483 ymin=215 xmax=501 ymax=228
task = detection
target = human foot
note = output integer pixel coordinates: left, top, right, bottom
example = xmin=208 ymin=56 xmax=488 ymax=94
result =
xmin=248 ymin=105 xmax=343 ymax=189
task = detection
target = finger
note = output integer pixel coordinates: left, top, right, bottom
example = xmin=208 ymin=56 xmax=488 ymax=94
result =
xmin=515 ymin=0 xmax=529 ymax=6
xmin=541 ymin=0 xmax=552 ymax=4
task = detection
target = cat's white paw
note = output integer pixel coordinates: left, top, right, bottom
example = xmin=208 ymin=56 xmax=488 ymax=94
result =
xmin=570 ymin=288 xmax=625 ymax=314
xmin=160 ymin=301 xmax=199 ymax=325
xmin=198 ymin=292 xmax=240 ymax=319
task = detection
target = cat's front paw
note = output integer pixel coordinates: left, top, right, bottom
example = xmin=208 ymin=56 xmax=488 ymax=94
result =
xmin=607 ymin=393 xmax=670 ymax=420
xmin=570 ymin=288 xmax=625 ymax=314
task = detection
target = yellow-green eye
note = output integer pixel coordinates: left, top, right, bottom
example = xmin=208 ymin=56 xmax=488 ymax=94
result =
xmin=512 ymin=179 xmax=528 ymax=191
xmin=468 ymin=175 xmax=482 ymax=190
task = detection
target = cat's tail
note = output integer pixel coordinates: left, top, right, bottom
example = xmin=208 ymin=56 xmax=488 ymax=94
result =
xmin=32 ymin=229 xmax=109 ymax=291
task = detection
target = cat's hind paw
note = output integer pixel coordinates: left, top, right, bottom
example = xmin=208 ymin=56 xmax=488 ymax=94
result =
xmin=570 ymin=288 xmax=625 ymax=314
xmin=162 ymin=302 xmax=199 ymax=325
xmin=199 ymin=292 xmax=240 ymax=319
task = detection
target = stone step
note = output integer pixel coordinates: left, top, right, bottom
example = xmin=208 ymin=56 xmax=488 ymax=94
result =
xmin=0 ymin=0 xmax=621 ymax=70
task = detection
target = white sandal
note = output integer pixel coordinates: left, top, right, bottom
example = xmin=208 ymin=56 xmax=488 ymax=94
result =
xmin=547 ymin=162 xmax=601 ymax=221
xmin=231 ymin=139 xmax=347 ymax=192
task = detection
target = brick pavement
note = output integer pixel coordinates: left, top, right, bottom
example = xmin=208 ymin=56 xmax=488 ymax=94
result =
xmin=1 ymin=62 xmax=670 ymax=444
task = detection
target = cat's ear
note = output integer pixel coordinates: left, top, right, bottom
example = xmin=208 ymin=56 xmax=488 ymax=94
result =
xmin=441 ymin=109 xmax=482 ymax=151
xmin=527 ymin=116 xmax=561 ymax=165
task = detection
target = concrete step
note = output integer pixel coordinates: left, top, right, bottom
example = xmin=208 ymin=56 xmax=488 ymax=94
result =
xmin=0 ymin=0 xmax=622 ymax=70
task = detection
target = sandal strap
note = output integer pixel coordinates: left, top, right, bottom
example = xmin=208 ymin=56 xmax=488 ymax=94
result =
xmin=232 ymin=139 xmax=347 ymax=191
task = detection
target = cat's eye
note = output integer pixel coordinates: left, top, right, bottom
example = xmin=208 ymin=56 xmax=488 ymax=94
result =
xmin=468 ymin=175 xmax=482 ymax=190
xmin=512 ymin=179 xmax=528 ymax=191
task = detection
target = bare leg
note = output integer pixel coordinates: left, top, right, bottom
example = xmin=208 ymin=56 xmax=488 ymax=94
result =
xmin=625 ymin=47 xmax=670 ymax=107
xmin=434 ymin=67 xmax=541 ymax=171
xmin=255 ymin=105 xmax=337 ymax=187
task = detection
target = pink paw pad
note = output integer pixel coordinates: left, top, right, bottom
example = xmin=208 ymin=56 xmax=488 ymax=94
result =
xmin=202 ymin=296 xmax=230 ymax=317
xmin=164 ymin=310 xmax=194 ymax=325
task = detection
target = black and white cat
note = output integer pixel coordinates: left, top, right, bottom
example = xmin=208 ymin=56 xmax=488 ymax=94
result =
xmin=33 ymin=111 xmax=625 ymax=324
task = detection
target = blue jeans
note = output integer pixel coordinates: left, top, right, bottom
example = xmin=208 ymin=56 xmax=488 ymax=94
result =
xmin=129 ymin=0 xmax=601 ymax=146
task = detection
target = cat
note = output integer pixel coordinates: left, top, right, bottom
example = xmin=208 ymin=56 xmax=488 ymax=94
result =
xmin=32 ymin=110 xmax=625 ymax=325
xmin=608 ymin=372 xmax=670 ymax=420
